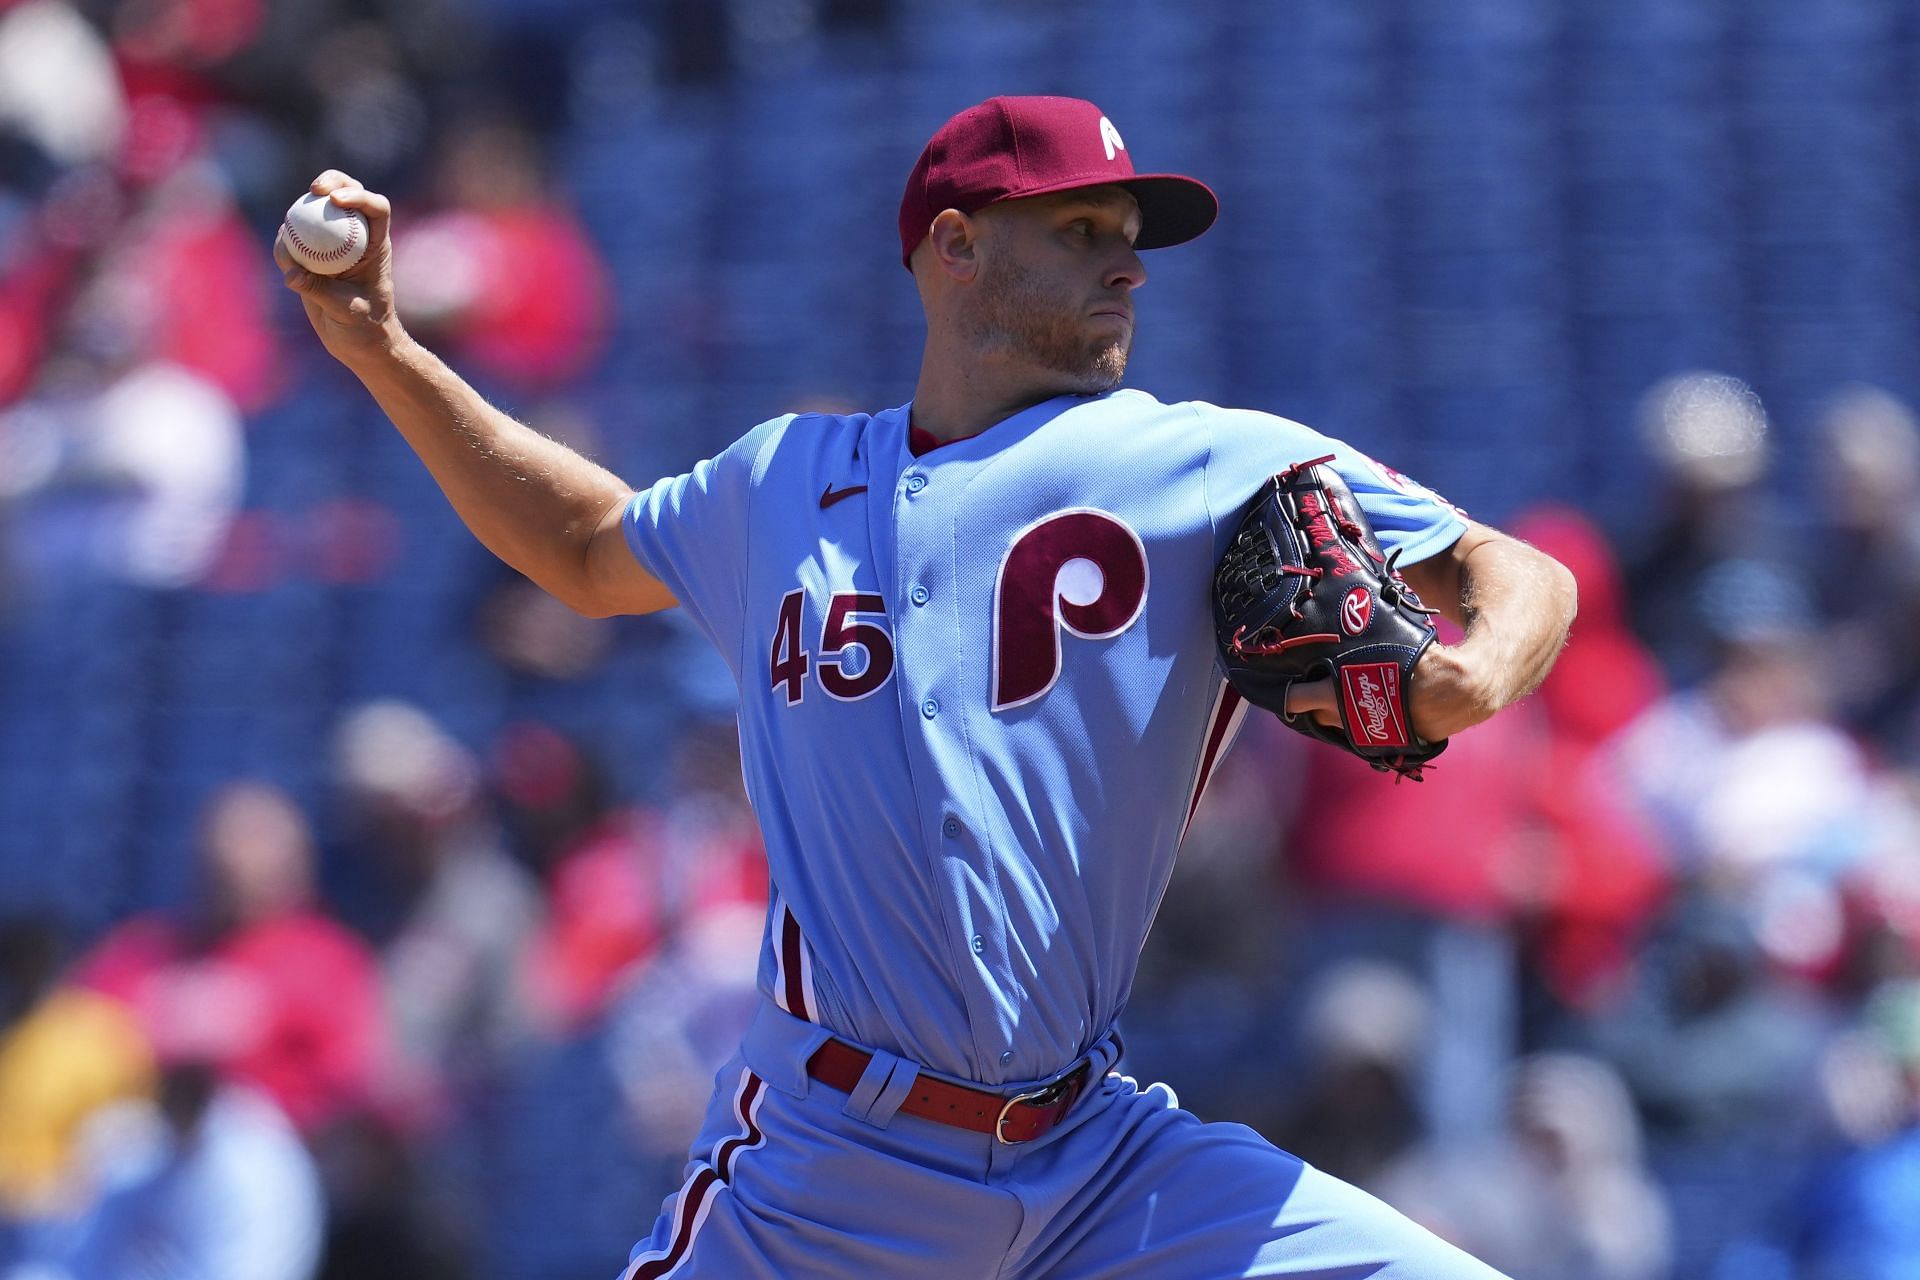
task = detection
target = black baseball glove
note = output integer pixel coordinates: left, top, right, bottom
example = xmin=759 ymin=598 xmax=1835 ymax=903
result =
xmin=1212 ymin=454 xmax=1447 ymax=779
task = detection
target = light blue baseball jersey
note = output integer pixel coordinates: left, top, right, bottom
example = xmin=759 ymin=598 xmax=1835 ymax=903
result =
xmin=623 ymin=388 xmax=1465 ymax=1086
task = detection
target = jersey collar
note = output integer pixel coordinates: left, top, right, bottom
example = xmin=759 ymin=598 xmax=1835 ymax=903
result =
xmin=905 ymin=392 xmax=1111 ymax=457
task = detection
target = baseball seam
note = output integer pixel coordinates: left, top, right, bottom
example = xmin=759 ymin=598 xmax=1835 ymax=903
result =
xmin=284 ymin=211 xmax=364 ymax=265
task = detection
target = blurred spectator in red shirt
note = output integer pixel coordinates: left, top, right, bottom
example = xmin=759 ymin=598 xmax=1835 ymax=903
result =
xmin=1517 ymin=506 xmax=1666 ymax=751
xmin=75 ymin=780 xmax=387 ymax=1135
xmin=500 ymin=716 xmax=770 ymax=1039
xmin=107 ymin=0 xmax=266 ymax=73
xmin=109 ymin=147 xmax=282 ymax=411
xmin=1283 ymin=501 xmax=1673 ymax=945
xmin=1509 ymin=506 xmax=1671 ymax=1011
xmin=1286 ymin=687 xmax=1539 ymax=923
xmin=393 ymin=116 xmax=611 ymax=395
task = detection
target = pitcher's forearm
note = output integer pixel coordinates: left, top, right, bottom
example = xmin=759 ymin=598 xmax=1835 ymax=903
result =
xmin=1399 ymin=525 xmax=1577 ymax=742
xmin=1450 ymin=534 xmax=1577 ymax=709
xmin=344 ymin=335 xmax=631 ymax=608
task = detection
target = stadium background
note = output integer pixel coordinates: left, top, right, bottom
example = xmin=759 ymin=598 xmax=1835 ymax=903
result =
xmin=4 ymin=0 xmax=1920 ymax=1276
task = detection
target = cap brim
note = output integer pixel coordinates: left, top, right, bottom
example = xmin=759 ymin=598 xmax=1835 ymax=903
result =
xmin=1117 ymin=175 xmax=1219 ymax=250
xmin=982 ymin=173 xmax=1219 ymax=251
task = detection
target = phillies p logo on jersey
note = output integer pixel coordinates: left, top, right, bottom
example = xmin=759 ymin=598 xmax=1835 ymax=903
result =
xmin=992 ymin=509 xmax=1149 ymax=710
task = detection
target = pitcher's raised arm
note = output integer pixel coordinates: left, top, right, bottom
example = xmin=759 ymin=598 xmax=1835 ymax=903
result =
xmin=274 ymin=171 xmax=673 ymax=618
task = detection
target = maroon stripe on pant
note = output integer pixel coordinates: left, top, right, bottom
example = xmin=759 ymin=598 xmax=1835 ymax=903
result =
xmin=629 ymin=1167 xmax=720 ymax=1280
xmin=713 ymin=1073 xmax=766 ymax=1181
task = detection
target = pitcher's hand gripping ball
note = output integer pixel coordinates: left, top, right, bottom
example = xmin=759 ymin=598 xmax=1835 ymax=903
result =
xmin=1213 ymin=455 xmax=1448 ymax=779
xmin=280 ymin=191 xmax=369 ymax=276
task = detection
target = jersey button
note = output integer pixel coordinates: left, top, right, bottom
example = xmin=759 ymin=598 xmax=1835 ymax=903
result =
xmin=921 ymin=698 xmax=939 ymax=719
xmin=910 ymin=585 xmax=930 ymax=606
xmin=942 ymin=816 xmax=961 ymax=838
xmin=905 ymin=473 xmax=927 ymax=494
xmin=971 ymin=934 xmax=985 ymax=955
xmin=1000 ymin=1050 xmax=1014 ymax=1066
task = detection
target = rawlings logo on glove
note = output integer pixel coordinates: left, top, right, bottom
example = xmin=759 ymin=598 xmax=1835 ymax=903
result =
xmin=1340 ymin=588 xmax=1372 ymax=635
xmin=1212 ymin=455 xmax=1447 ymax=779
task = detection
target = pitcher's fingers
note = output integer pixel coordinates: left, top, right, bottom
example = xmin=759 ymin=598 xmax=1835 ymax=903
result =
xmin=310 ymin=169 xmax=361 ymax=196
xmin=325 ymin=183 xmax=392 ymax=238
xmin=1284 ymin=678 xmax=1336 ymax=719
xmin=273 ymin=232 xmax=315 ymax=290
xmin=1286 ymin=682 xmax=1344 ymax=729
xmin=272 ymin=237 xmax=358 ymax=310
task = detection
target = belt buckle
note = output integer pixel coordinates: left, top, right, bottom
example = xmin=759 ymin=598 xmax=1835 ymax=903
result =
xmin=994 ymin=1072 xmax=1075 ymax=1146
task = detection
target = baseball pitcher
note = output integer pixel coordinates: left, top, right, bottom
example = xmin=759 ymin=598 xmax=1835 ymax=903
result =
xmin=277 ymin=96 xmax=1575 ymax=1279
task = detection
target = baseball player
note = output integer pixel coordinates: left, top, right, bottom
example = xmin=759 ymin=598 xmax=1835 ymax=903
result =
xmin=277 ymin=96 xmax=1576 ymax=1278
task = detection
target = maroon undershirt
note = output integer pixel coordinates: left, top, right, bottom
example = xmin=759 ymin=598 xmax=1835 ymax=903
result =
xmin=907 ymin=425 xmax=982 ymax=456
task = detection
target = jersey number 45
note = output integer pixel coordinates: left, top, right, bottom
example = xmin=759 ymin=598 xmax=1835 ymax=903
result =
xmin=770 ymin=590 xmax=894 ymax=704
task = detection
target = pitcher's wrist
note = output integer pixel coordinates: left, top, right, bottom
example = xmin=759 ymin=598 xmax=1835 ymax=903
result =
xmin=331 ymin=318 xmax=415 ymax=373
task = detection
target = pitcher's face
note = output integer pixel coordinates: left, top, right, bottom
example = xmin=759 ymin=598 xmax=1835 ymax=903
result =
xmin=961 ymin=187 xmax=1147 ymax=394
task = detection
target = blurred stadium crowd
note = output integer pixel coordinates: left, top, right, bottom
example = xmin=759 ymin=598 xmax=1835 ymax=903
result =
xmin=4 ymin=0 xmax=1920 ymax=1277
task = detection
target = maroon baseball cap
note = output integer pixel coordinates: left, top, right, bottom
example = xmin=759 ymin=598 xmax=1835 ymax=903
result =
xmin=899 ymin=95 xmax=1218 ymax=268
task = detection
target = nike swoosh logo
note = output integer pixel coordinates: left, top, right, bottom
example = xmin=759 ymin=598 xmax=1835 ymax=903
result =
xmin=819 ymin=483 xmax=868 ymax=509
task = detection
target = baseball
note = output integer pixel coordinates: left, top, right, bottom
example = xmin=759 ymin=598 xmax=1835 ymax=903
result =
xmin=280 ymin=191 xmax=369 ymax=276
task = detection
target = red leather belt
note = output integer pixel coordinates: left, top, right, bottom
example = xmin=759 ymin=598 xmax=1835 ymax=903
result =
xmin=806 ymin=1038 xmax=1103 ymax=1145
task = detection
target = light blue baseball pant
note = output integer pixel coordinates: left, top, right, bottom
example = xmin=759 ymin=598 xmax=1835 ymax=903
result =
xmin=620 ymin=1001 xmax=1511 ymax=1279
